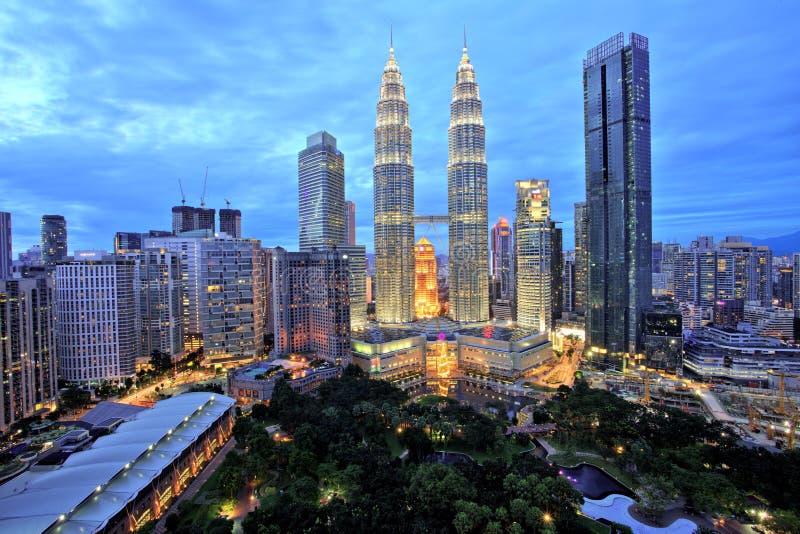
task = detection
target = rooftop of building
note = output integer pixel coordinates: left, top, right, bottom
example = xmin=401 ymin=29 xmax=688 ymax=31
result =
xmin=0 ymin=392 xmax=234 ymax=534
xmin=351 ymin=319 xmax=543 ymax=344
xmin=231 ymin=358 xmax=337 ymax=381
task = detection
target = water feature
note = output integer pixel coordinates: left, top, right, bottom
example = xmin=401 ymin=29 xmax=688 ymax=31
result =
xmin=557 ymin=462 xmax=635 ymax=500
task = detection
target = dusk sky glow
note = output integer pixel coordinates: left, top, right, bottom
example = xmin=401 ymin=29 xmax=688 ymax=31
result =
xmin=1 ymin=0 xmax=798 ymax=255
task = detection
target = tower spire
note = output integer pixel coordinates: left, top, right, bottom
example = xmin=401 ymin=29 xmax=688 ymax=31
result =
xmin=463 ymin=24 xmax=467 ymax=51
xmin=390 ymin=24 xmax=394 ymax=55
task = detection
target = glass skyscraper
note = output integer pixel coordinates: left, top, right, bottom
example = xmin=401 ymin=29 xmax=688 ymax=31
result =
xmin=373 ymin=42 xmax=415 ymax=323
xmin=298 ymin=131 xmax=345 ymax=251
xmin=490 ymin=217 xmax=513 ymax=300
xmin=584 ymin=33 xmax=652 ymax=366
xmin=573 ymin=202 xmax=588 ymax=315
xmin=448 ymin=40 xmax=489 ymax=323
xmin=40 ymin=214 xmax=67 ymax=267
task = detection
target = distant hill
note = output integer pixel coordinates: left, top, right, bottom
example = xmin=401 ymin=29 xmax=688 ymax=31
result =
xmin=745 ymin=230 xmax=800 ymax=256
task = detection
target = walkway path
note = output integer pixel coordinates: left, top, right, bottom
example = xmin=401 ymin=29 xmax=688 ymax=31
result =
xmin=582 ymin=494 xmax=697 ymax=534
xmin=535 ymin=437 xmax=558 ymax=457
xmin=153 ymin=437 xmax=236 ymax=534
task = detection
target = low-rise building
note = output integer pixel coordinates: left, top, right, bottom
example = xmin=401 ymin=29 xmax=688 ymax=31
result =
xmin=226 ymin=358 xmax=341 ymax=404
xmin=0 ymin=392 xmax=234 ymax=533
xmin=683 ymin=325 xmax=800 ymax=385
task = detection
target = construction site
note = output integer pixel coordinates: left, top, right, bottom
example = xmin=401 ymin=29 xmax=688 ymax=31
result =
xmin=594 ymin=368 xmax=800 ymax=450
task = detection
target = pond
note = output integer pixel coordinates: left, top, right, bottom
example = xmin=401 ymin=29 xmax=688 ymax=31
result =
xmin=556 ymin=463 xmax=636 ymax=500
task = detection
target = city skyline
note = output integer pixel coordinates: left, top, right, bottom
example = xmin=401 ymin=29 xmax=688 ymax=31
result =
xmin=0 ymin=2 xmax=798 ymax=256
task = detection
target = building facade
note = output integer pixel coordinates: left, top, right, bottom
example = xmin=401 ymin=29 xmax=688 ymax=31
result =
xmin=0 ymin=276 xmax=57 ymax=433
xmin=490 ymin=217 xmax=513 ymax=300
xmin=132 ymin=249 xmax=184 ymax=360
xmin=114 ymin=232 xmax=143 ymax=254
xmin=40 ymin=214 xmax=67 ymax=267
xmin=344 ymin=200 xmax=356 ymax=246
xmin=219 ymin=208 xmax=242 ymax=238
xmin=573 ymin=202 xmax=588 ymax=315
xmin=0 ymin=212 xmax=10 ymax=278
xmin=448 ymin=41 xmax=489 ymax=323
xmin=56 ymin=257 xmax=138 ymax=384
xmin=414 ymin=237 xmax=439 ymax=319
xmin=584 ymin=33 xmax=652 ymax=366
xmin=298 ymin=131 xmax=346 ymax=251
xmin=374 ymin=43 xmax=415 ymax=324
xmin=271 ymin=247 xmax=351 ymax=365
xmin=515 ymin=179 xmax=552 ymax=332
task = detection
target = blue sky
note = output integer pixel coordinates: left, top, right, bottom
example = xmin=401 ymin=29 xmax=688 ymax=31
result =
xmin=1 ymin=0 xmax=798 ymax=255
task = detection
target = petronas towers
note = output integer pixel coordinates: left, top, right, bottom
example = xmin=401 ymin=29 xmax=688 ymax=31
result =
xmin=373 ymin=35 xmax=488 ymax=324
xmin=373 ymin=42 xmax=415 ymax=324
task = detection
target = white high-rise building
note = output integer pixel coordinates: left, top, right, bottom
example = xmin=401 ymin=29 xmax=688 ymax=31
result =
xmin=145 ymin=231 xmax=264 ymax=364
xmin=56 ymin=257 xmax=138 ymax=383
xmin=515 ymin=179 xmax=552 ymax=332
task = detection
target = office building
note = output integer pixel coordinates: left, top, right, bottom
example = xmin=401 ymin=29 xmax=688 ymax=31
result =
xmin=661 ymin=242 xmax=680 ymax=295
xmin=448 ymin=39 xmax=489 ymax=323
xmin=199 ymin=237 xmax=264 ymax=365
xmin=794 ymin=254 xmax=800 ymax=315
xmin=684 ymin=326 xmax=800 ymax=384
xmin=717 ymin=237 xmax=773 ymax=307
xmin=374 ymin=41 xmax=415 ymax=324
xmin=41 ymin=214 xmax=67 ymax=267
xmin=0 ymin=212 xmax=10 ymax=278
xmin=584 ymin=33 xmax=652 ymax=367
xmin=642 ymin=308 xmax=682 ymax=371
xmin=515 ymin=179 xmax=552 ymax=332
xmin=132 ymin=249 xmax=184 ymax=360
xmin=56 ymin=256 xmax=139 ymax=383
xmin=652 ymin=241 xmax=663 ymax=273
xmin=114 ymin=231 xmax=143 ymax=253
xmin=776 ymin=266 xmax=793 ymax=308
xmin=490 ymin=217 xmax=513 ymax=300
xmin=550 ymin=222 xmax=563 ymax=322
xmin=298 ymin=131 xmax=346 ymax=250
xmin=573 ymin=202 xmax=588 ymax=315
xmin=742 ymin=304 xmax=794 ymax=340
xmin=344 ymin=200 xmax=356 ymax=246
xmin=17 ymin=245 xmax=42 ymax=267
xmin=145 ymin=232 xmax=265 ymax=362
xmin=415 ymin=237 xmax=439 ymax=319
xmin=272 ymin=247 xmax=351 ymax=365
xmin=0 ymin=275 xmax=57 ymax=433
xmin=171 ymin=205 xmax=196 ymax=234
xmin=261 ymin=247 xmax=274 ymax=338
xmin=563 ymin=251 xmax=576 ymax=313
xmin=714 ymin=298 xmax=745 ymax=329
xmin=219 ymin=208 xmax=242 ymax=238
xmin=338 ymin=244 xmax=367 ymax=331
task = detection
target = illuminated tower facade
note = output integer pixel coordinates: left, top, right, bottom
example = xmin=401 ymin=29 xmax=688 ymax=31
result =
xmin=448 ymin=38 xmax=489 ymax=323
xmin=584 ymin=33 xmax=652 ymax=365
xmin=415 ymin=237 xmax=439 ymax=318
xmin=299 ymin=131 xmax=346 ymax=251
xmin=373 ymin=40 xmax=415 ymax=324
xmin=515 ymin=179 xmax=552 ymax=332
xmin=41 ymin=214 xmax=67 ymax=268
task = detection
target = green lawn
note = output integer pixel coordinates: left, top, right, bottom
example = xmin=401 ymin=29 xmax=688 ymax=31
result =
xmin=576 ymin=513 xmax=611 ymax=533
xmin=442 ymin=439 xmax=534 ymax=464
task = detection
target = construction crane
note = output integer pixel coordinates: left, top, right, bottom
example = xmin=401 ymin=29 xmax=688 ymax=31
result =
xmin=224 ymin=199 xmax=231 ymax=209
xmin=177 ymin=178 xmax=186 ymax=205
xmin=200 ymin=166 xmax=208 ymax=208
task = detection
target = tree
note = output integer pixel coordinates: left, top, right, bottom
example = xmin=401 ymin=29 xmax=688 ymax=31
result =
xmin=636 ymin=475 xmax=677 ymax=521
xmin=764 ymin=510 xmax=800 ymax=534
xmin=400 ymin=426 xmax=434 ymax=462
xmin=164 ymin=513 xmax=180 ymax=532
xmin=60 ymin=386 xmax=91 ymax=412
xmin=251 ymin=402 xmax=269 ymax=421
xmin=150 ymin=350 xmax=173 ymax=373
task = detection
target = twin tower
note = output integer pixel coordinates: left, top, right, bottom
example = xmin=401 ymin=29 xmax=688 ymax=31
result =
xmin=373 ymin=39 xmax=489 ymax=325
